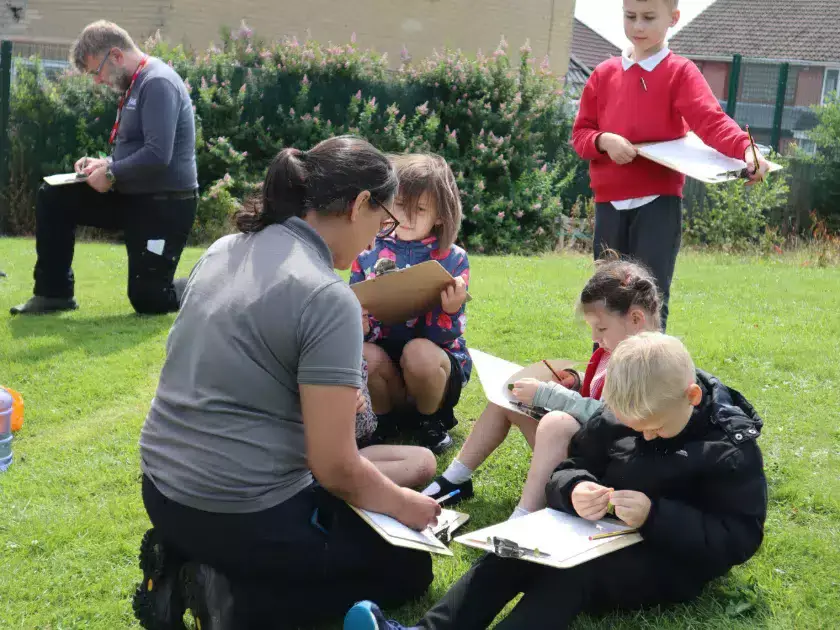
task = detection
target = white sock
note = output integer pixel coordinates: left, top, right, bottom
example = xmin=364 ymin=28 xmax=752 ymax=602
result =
xmin=509 ymin=506 xmax=530 ymax=520
xmin=442 ymin=459 xmax=473 ymax=485
xmin=421 ymin=459 xmax=472 ymax=496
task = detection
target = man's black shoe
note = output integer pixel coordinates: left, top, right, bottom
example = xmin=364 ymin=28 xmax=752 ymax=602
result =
xmin=10 ymin=296 xmax=78 ymax=315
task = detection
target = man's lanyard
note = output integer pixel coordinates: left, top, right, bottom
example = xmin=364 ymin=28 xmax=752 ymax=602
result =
xmin=109 ymin=55 xmax=149 ymax=145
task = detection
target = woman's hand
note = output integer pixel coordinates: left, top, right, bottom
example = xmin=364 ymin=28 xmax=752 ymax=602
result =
xmin=395 ymin=488 xmax=442 ymax=531
xmin=356 ymin=390 xmax=368 ymax=415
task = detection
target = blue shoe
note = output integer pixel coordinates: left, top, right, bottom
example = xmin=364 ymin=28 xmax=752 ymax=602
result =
xmin=344 ymin=601 xmax=411 ymax=630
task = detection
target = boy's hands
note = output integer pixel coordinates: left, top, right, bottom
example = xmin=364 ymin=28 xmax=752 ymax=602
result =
xmin=610 ymin=490 xmax=652 ymax=528
xmin=441 ymin=276 xmax=468 ymax=314
xmin=744 ymin=147 xmax=770 ymax=185
xmin=597 ymin=133 xmax=638 ymax=165
xmin=571 ymin=482 xmax=612 ymax=521
xmin=510 ymin=378 xmax=542 ymax=405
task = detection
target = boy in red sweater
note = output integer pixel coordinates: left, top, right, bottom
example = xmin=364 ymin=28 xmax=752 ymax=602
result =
xmin=573 ymin=0 xmax=770 ymax=331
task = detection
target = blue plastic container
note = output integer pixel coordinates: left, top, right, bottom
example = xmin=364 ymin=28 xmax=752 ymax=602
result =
xmin=0 ymin=388 xmax=13 ymax=472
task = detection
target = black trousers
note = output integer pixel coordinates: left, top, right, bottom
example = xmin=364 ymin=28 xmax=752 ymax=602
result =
xmin=594 ymin=196 xmax=682 ymax=331
xmin=142 ymin=476 xmax=433 ymax=629
xmin=33 ymin=183 xmax=196 ymax=314
xmin=417 ymin=546 xmax=705 ymax=630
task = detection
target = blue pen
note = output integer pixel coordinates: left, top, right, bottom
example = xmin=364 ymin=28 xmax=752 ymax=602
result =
xmin=436 ymin=489 xmax=461 ymax=504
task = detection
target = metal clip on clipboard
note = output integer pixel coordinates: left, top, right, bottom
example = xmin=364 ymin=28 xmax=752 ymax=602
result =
xmin=491 ymin=536 xmax=550 ymax=560
xmin=512 ymin=401 xmax=549 ymax=421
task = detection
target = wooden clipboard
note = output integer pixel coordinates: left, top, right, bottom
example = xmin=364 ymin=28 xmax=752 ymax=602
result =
xmin=455 ymin=508 xmax=642 ymax=569
xmin=350 ymin=260 xmax=471 ymax=325
xmin=350 ymin=505 xmax=455 ymax=556
xmin=635 ymin=132 xmax=783 ymax=184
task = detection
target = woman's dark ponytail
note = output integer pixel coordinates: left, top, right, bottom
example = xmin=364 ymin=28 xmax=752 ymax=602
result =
xmin=235 ymin=149 xmax=309 ymax=233
xmin=235 ymin=136 xmax=397 ymax=234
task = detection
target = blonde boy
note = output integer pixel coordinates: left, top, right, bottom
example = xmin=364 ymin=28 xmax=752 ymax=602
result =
xmin=345 ymin=333 xmax=768 ymax=629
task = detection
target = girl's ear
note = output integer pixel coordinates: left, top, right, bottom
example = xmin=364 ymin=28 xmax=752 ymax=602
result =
xmin=629 ymin=307 xmax=646 ymax=329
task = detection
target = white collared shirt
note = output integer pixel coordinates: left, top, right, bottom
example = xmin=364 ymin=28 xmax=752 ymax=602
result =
xmin=611 ymin=47 xmax=671 ymax=211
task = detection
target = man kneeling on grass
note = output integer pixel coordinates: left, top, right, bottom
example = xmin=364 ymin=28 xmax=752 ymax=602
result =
xmin=345 ymin=332 xmax=768 ymax=630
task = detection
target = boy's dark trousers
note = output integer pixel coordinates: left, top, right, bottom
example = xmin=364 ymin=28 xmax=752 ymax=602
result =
xmin=417 ymin=546 xmax=705 ymax=630
xmin=142 ymin=475 xmax=433 ymax=628
xmin=32 ymin=183 xmax=197 ymax=314
xmin=594 ymin=196 xmax=682 ymax=332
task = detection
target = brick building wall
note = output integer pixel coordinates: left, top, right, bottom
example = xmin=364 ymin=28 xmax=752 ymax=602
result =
xmin=9 ymin=0 xmax=576 ymax=75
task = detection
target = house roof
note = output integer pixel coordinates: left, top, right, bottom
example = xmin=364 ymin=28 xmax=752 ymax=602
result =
xmin=670 ymin=0 xmax=840 ymax=64
xmin=570 ymin=18 xmax=621 ymax=71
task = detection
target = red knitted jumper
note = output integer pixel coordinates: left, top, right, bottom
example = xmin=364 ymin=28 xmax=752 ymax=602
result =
xmin=573 ymin=52 xmax=752 ymax=203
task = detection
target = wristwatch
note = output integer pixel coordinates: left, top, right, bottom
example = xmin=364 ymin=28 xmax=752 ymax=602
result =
xmin=105 ymin=167 xmax=116 ymax=185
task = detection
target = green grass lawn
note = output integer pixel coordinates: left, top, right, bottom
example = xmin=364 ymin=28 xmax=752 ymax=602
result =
xmin=1 ymin=237 xmax=839 ymax=629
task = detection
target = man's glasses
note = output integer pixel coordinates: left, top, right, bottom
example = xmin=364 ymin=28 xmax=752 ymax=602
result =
xmin=92 ymin=50 xmax=111 ymax=77
xmin=373 ymin=199 xmax=399 ymax=239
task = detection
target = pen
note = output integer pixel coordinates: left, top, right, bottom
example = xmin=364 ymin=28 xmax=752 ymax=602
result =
xmin=640 ymin=77 xmax=648 ymax=92
xmin=435 ymin=489 xmax=461 ymax=504
xmin=589 ymin=528 xmax=639 ymax=541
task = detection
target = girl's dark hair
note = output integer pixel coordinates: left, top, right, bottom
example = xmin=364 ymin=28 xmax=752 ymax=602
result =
xmin=578 ymin=252 xmax=662 ymax=329
xmin=235 ymin=135 xmax=398 ymax=233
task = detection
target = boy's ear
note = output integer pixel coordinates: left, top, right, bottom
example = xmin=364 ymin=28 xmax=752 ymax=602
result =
xmin=687 ymin=383 xmax=702 ymax=407
xmin=671 ymin=9 xmax=681 ymax=28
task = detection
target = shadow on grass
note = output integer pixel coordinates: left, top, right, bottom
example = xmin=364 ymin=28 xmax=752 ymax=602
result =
xmin=7 ymin=311 xmax=173 ymax=365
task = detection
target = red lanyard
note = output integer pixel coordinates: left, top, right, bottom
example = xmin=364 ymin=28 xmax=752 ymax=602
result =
xmin=109 ymin=55 xmax=149 ymax=145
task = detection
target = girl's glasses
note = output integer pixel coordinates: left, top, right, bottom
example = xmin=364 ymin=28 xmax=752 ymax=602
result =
xmin=373 ymin=199 xmax=400 ymax=239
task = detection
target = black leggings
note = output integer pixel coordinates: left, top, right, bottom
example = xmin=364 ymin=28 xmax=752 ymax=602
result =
xmin=142 ymin=476 xmax=433 ymax=628
xmin=417 ymin=546 xmax=705 ymax=630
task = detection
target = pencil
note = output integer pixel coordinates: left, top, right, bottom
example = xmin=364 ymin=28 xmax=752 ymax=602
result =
xmin=746 ymin=124 xmax=761 ymax=178
xmin=435 ymin=489 xmax=461 ymax=504
xmin=588 ymin=528 xmax=639 ymax=541
xmin=542 ymin=359 xmax=564 ymax=383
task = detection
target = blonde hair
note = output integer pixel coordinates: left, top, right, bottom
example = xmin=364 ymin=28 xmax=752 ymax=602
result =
xmin=636 ymin=0 xmax=679 ymax=7
xmin=70 ymin=21 xmax=140 ymax=71
xmin=391 ymin=153 xmax=462 ymax=250
xmin=603 ymin=332 xmax=695 ymax=421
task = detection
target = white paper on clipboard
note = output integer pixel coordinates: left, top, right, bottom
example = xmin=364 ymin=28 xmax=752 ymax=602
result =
xmin=43 ymin=172 xmax=88 ymax=186
xmin=636 ymin=132 xmax=783 ymax=184
xmin=468 ymin=348 xmax=523 ymax=414
xmin=455 ymin=508 xmax=642 ymax=569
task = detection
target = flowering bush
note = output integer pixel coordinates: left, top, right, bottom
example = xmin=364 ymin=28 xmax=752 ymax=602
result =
xmin=7 ymin=24 xmax=582 ymax=253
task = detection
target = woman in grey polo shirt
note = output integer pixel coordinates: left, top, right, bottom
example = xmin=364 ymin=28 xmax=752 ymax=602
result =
xmin=133 ymin=136 xmax=441 ymax=630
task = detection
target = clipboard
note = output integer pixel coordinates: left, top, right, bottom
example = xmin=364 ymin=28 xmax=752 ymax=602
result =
xmin=635 ymin=132 xmax=783 ymax=184
xmin=455 ymin=508 xmax=642 ymax=569
xmin=350 ymin=505 xmax=461 ymax=556
xmin=350 ymin=260 xmax=472 ymax=325
xmin=43 ymin=172 xmax=88 ymax=187
xmin=470 ymin=348 xmax=579 ymax=419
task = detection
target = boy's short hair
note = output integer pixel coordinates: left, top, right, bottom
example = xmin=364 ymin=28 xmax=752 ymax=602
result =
xmin=603 ymin=332 xmax=695 ymax=421
xmin=635 ymin=0 xmax=679 ymax=7
xmin=391 ymin=153 xmax=462 ymax=250
xmin=70 ymin=20 xmax=139 ymax=71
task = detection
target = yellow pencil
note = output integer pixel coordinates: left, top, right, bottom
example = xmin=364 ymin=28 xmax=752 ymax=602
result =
xmin=588 ymin=528 xmax=639 ymax=541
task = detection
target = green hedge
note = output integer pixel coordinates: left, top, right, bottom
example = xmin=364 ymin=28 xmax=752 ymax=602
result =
xmin=7 ymin=28 xmax=587 ymax=253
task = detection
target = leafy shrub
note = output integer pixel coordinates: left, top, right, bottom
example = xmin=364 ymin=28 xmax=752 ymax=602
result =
xmin=806 ymin=94 xmax=840 ymax=232
xmin=684 ymin=168 xmax=790 ymax=250
xmin=5 ymin=26 xmax=581 ymax=253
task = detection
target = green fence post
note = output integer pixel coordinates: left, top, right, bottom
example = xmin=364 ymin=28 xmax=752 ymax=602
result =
xmin=0 ymin=40 xmax=11 ymax=234
xmin=726 ymin=54 xmax=742 ymax=118
xmin=771 ymin=62 xmax=789 ymax=153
